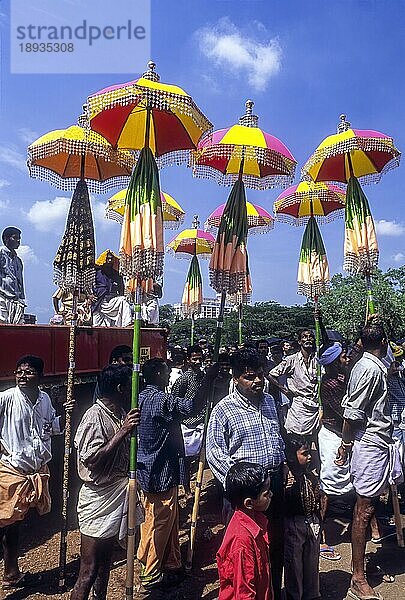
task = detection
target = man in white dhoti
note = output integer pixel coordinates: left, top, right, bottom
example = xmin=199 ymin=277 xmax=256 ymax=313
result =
xmin=342 ymin=324 xmax=403 ymax=600
xmin=92 ymin=250 xmax=132 ymax=328
xmin=141 ymin=281 xmax=162 ymax=326
xmin=71 ymin=364 xmax=141 ymax=600
xmin=0 ymin=227 xmax=25 ymax=324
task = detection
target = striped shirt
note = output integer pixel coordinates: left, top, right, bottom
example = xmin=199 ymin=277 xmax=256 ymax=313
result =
xmin=206 ymin=389 xmax=285 ymax=485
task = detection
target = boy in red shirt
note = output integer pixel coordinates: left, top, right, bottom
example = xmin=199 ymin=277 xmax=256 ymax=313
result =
xmin=216 ymin=462 xmax=273 ymax=600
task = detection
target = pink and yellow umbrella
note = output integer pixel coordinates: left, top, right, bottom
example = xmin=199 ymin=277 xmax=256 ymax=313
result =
xmin=167 ymin=226 xmax=215 ymax=259
xmin=192 ymin=101 xmax=296 ymax=190
xmin=106 ymin=189 xmax=185 ymax=228
xmin=273 ymin=181 xmax=346 ymax=225
xmin=205 ymin=200 xmax=274 ymax=235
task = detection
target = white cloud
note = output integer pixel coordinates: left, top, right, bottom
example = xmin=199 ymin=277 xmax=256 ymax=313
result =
xmin=375 ymin=219 xmax=405 ymax=236
xmin=25 ymin=196 xmax=70 ymax=233
xmin=25 ymin=195 xmax=113 ymax=234
xmin=0 ymin=179 xmax=10 ymax=189
xmin=18 ymin=128 xmax=40 ymax=145
xmin=197 ymin=18 xmax=282 ymax=92
xmin=0 ymin=145 xmax=27 ymax=172
xmin=17 ymin=245 xmax=39 ymax=264
xmin=393 ymin=252 xmax=405 ymax=264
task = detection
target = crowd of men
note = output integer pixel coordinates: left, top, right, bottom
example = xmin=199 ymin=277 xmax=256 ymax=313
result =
xmin=1 ymin=227 xmax=405 ymax=600
xmin=0 ymin=319 xmax=404 ymax=600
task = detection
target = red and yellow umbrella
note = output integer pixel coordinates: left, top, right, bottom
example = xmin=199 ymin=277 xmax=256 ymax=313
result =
xmin=273 ymin=181 xmax=346 ymax=225
xmin=302 ymin=114 xmax=400 ymax=185
xmin=205 ymin=200 xmax=274 ymax=234
xmin=86 ymin=61 xmax=212 ymax=167
xmin=106 ymin=189 xmax=185 ymax=229
xmin=192 ymin=100 xmax=296 ymax=189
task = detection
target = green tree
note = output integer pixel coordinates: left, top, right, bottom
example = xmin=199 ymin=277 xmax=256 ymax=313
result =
xmin=319 ymin=267 xmax=405 ymax=340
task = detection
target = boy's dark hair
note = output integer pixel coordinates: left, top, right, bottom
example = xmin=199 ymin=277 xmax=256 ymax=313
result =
xmin=230 ymin=348 xmax=264 ymax=378
xmin=109 ymin=345 xmax=132 ymax=364
xmin=142 ymin=358 xmax=166 ymax=384
xmin=2 ymin=226 xmax=21 ymax=244
xmin=360 ymin=324 xmax=386 ymax=351
xmin=284 ymin=433 xmax=310 ymax=463
xmin=186 ymin=344 xmax=203 ymax=359
xmin=225 ymin=462 xmax=268 ymax=509
xmin=171 ymin=352 xmax=186 ymax=367
xmin=99 ymin=364 xmax=132 ymax=396
xmin=16 ymin=355 xmax=44 ymax=376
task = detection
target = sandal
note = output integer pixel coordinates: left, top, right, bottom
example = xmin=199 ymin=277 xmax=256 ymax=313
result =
xmin=320 ymin=545 xmax=341 ymax=561
xmin=2 ymin=571 xmax=42 ymax=590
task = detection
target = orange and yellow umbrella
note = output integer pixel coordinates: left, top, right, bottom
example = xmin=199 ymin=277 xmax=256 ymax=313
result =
xmin=106 ymin=189 xmax=185 ymax=229
xmin=28 ymin=124 xmax=135 ymax=192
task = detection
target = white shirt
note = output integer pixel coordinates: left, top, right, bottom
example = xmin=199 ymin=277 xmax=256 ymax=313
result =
xmin=167 ymin=367 xmax=183 ymax=393
xmin=0 ymin=386 xmax=61 ymax=473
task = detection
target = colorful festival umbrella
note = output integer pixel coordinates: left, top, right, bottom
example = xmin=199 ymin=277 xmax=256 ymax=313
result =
xmin=273 ymin=181 xmax=346 ymax=225
xmin=86 ymin=61 xmax=212 ymax=168
xmin=302 ymin=115 xmax=401 ymax=315
xmin=192 ymin=100 xmax=296 ymax=190
xmin=28 ymin=123 xmax=135 ymax=192
xmin=302 ymin=114 xmax=400 ymax=185
xmin=106 ymin=189 xmax=185 ymax=228
xmin=186 ymin=102 xmax=294 ymax=571
xmin=343 ymin=176 xmax=379 ymax=275
xmin=53 ymin=179 xmax=95 ymax=587
xmin=167 ymin=225 xmax=215 ymax=259
xmin=205 ymin=200 xmax=274 ymax=234
xmin=297 ymin=216 xmax=330 ymax=300
xmin=167 ymin=217 xmax=215 ymax=343
xmin=86 ymin=62 xmax=211 ymax=598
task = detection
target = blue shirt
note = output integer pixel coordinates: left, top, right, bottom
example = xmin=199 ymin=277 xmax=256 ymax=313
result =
xmin=206 ymin=389 xmax=285 ymax=485
xmin=0 ymin=246 xmax=24 ymax=301
xmin=137 ymin=385 xmax=197 ymax=493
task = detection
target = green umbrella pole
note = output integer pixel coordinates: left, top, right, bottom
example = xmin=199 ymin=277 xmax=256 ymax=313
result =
xmin=365 ymin=272 xmax=375 ymax=317
xmin=213 ymin=291 xmax=227 ymax=360
xmin=238 ymin=303 xmax=243 ymax=345
xmin=190 ymin=313 xmax=195 ymax=345
xmin=125 ymin=282 xmax=141 ymax=600
xmin=314 ymin=297 xmax=322 ymax=417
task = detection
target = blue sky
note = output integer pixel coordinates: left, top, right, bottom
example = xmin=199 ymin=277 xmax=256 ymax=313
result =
xmin=0 ymin=0 xmax=404 ymax=322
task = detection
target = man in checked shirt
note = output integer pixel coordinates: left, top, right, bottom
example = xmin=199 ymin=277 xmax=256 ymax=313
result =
xmin=206 ymin=348 xmax=285 ymax=600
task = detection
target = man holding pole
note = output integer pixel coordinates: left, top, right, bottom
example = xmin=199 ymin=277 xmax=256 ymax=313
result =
xmin=136 ymin=357 xmax=218 ymax=591
xmin=342 ymin=323 xmax=403 ymax=600
xmin=71 ymin=364 xmax=141 ymax=600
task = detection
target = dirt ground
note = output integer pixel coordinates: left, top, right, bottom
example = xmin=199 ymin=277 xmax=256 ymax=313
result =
xmin=1 ymin=472 xmax=404 ymax=600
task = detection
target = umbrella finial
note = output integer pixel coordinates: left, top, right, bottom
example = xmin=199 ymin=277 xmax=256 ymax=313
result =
xmin=77 ymin=104 xmax=90 ymax=129
xmin=337 ymin=114 xmax=351 ymax=133
xmin=142 ymin=60 xmax=160 ymax=82
xmin=192 ymin=215 xmax=200 ymax=229
xmin=239 ymin=99 xmax=259 ymax=128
